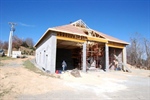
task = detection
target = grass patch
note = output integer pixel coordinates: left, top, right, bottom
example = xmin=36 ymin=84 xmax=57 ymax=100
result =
xmin=23 ymin=60 xmax=61 ymax=78
xmin=0 ymin=62 xmax=4 ymax=66
xmin=0 ymin=56 xmax=14 ymax=61
xmin=23 ymin=60 xmax=48 ymax=76
xmin=0 ymin=56 xmax=14 ymax=67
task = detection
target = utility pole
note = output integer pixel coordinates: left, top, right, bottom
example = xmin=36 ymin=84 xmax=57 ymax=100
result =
xmin=7 ymin=22 xmax=17 ymax=57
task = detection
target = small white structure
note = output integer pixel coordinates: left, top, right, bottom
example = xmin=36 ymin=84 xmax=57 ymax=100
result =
xmin=12 ymin=51 xmax=21 ymax=58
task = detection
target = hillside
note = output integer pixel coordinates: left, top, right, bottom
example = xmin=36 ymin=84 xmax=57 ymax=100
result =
xmin=3 ymin=46 xmax=35 ymax=56
xmin=19 ymin=46 xmax=35 ymax=55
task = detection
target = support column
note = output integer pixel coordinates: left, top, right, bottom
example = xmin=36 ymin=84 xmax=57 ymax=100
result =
xmin=123 ymin=46 xmax=127 ymax=68
xmin=105 ymin=43 xmax=109 ymax=71
xmin=49 ymin=33 xmax=57 ymax=74
xmin=7 ymin=22 xmax=16 ymax=57
xmin=7 ymin=31 xmax=13 ymax=57
xmin=82 ymin=42 xmax=86 ymax=72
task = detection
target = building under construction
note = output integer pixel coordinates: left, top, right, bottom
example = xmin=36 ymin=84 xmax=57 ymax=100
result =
xmin=34 ymin=19 xmax=129 ymax=73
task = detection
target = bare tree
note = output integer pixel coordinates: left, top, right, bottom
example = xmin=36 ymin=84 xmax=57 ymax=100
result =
xmin=25 ymin=38 xmax=34 ymax=48
xmin=12 ymin=35 xmax=23 ymax=50
xmin=3 ymin=41 xmax=8 ymax=50
xmin=144 ymin=38 xmax=150 ymax=69
xmin=127 ymin=33 xmax=144 ymax=67
xmin=0 ymin=40 xmax=3 ymax=49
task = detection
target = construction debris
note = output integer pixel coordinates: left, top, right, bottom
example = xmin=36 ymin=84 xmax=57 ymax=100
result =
xmin=70 ymin=68 xmax=81 ymax=77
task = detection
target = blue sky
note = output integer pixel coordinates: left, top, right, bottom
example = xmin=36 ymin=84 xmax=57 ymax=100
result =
xmin=0 ymin=0 xmax=150 ymax=44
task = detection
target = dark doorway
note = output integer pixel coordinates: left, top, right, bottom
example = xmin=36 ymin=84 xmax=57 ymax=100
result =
xmin=56 ymin=40 xmax=82 ymax=70
xmin=56 ymin=48 xmax=74 ymax=70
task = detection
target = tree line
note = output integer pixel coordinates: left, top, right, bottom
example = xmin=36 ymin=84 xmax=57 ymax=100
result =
xmin=127 ymin=33 xmax=150 ymax=69
xmin=0 ymin=35 xmax=34 ymax=52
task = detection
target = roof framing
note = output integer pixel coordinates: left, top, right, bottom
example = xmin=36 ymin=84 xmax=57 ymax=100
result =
xmin=71 ymin=19 xmax=90 ymax=29
xmin=34 ymin=19 xmax=129 ymax=47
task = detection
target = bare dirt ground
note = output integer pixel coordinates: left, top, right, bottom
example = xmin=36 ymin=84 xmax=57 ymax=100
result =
xmin=0 ymin=56 xmax=150 ymax=100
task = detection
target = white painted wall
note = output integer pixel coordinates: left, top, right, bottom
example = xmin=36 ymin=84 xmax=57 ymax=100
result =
xmin=35 ymin=32 xmax=57 ymax=73
xmin=12 ymin=51 xmax=21 ymax=58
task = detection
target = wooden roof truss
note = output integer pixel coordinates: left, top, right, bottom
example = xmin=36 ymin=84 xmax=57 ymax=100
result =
xmin=71 ymin=19 xmax=90 ymax=29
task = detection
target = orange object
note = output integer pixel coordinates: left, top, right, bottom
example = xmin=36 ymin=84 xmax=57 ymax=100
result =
xmin=56 ymin=70 xmax=59 ymax=74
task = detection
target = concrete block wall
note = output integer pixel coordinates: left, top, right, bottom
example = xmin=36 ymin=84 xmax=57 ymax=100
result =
xmin=35 ymin=32 xmax=56 ymax=73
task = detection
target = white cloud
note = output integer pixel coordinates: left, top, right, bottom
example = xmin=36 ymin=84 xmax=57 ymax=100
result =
xmin=19 ymin=22 xmax=35 ymax=27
